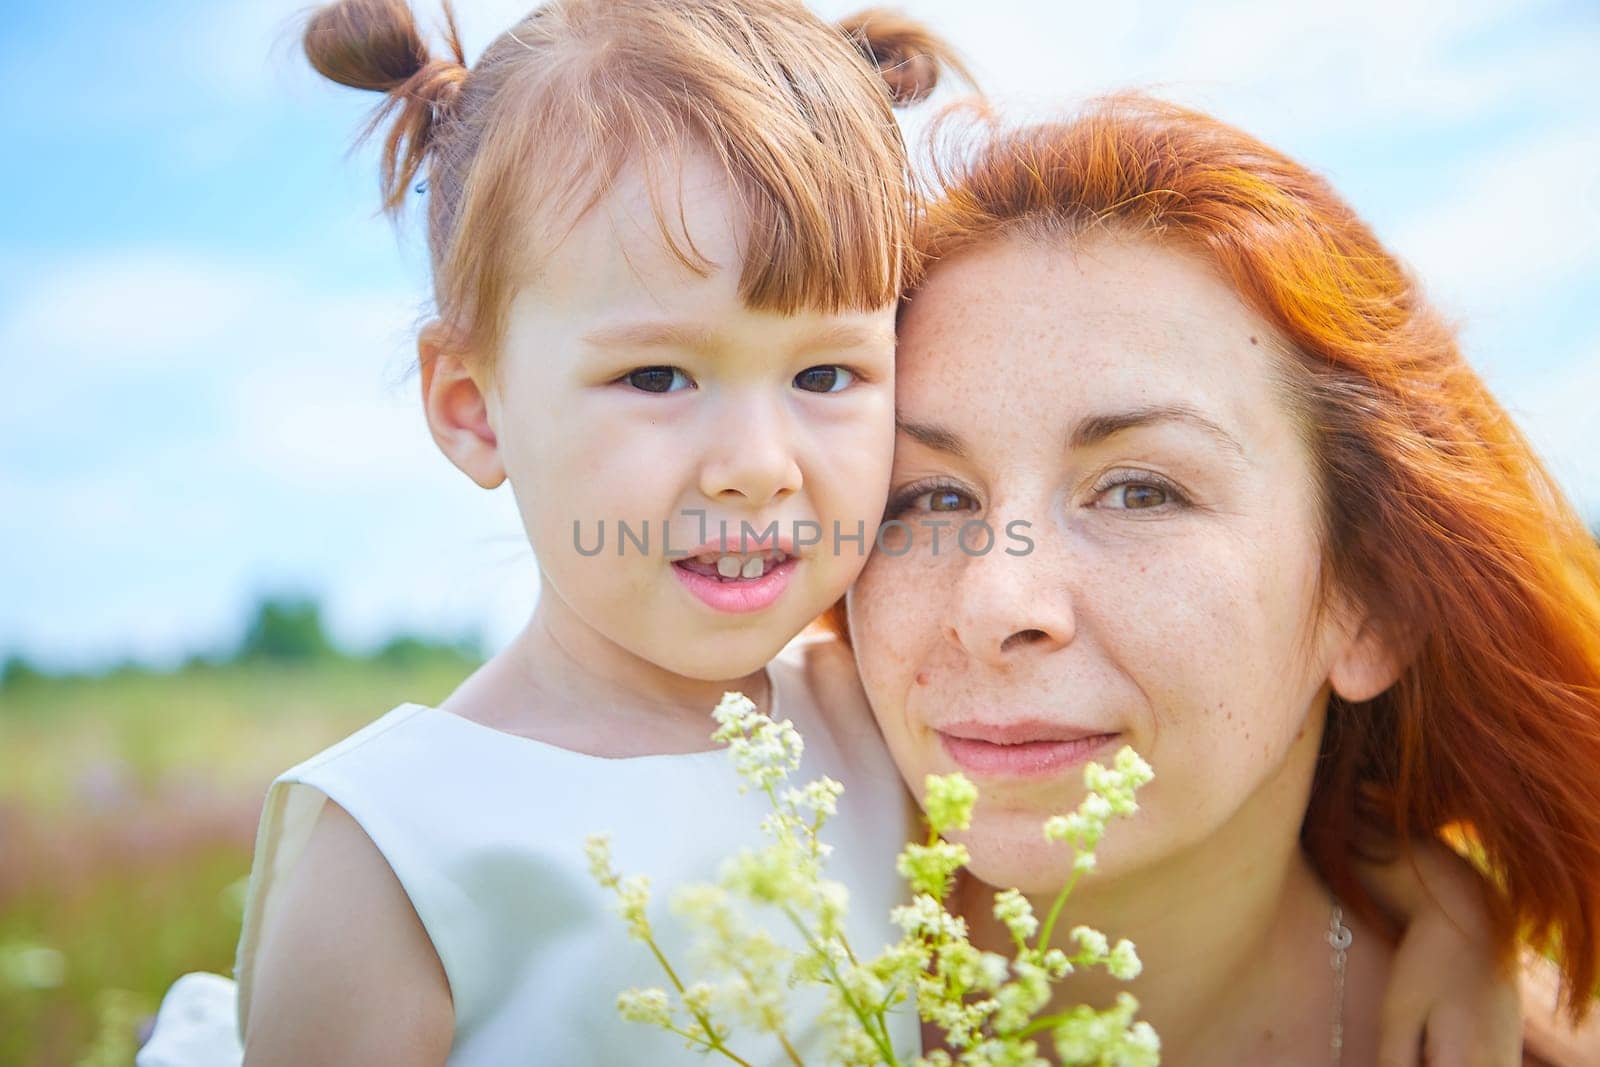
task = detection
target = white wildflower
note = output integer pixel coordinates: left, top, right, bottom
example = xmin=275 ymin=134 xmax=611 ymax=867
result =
xmin=591 ymin=693 xmax=1161 ymax=1066
xmin=617 ymin=875 xmax=652 ymax=940
xmin=711 ymin=691 xmax=759 ymax=741
xmin=891 ymin=893 xmax=968 ymax=942
xmin=1107 ymin=939 xmax=1143 ymax=981
xmin=617 ymin=987 xmax=673 ymax=1027
xmin=788 ymin=777 xmax=844 ymax=820
xmin=1070 ymin=926 xmax=1109 ymax=960
xmin=584 ymin=833 xmax=618 ymax=888
xmin=896 ymin=839 xmax=970 ymax=899
xmin=992 ymin=889 xmax=1038 ymax=944
xmin=923 ymin=772 xmax=979 ymax=834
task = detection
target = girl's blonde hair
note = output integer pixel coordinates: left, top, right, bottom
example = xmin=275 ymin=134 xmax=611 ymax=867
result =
xmin=302 ymin=0 xmax=967 ymax=372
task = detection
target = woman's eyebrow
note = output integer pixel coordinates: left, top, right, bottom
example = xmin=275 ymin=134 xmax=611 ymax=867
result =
xmin=895 ymin=417 xmax=968 ymax=457
xmin=897 ymin=405 xmax=1247 ymax=462
xmin=1069 ymin=404 xmax=1247 ymax=460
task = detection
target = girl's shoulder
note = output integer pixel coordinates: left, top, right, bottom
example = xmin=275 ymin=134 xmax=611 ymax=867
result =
xmin=238 ymin=794 xmax=453 ymax=1063
xmin=771 ymin=627 xmax=876 ymax=751
xmin=235 ymin=701 xmax=777 ymax=1062
xmin=773 ymin=625 xmax=871 ymax=728
xmin=771 ymin=627 xmax=906 ymax=802
xmin=270 ymin=702 xmax=435 ymax=781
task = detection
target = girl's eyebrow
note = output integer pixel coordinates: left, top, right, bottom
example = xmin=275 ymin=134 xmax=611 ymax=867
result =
xmin=582 ymin=321 xmax=890 ymax=353
xmin=803 ymin=322 xmax=896 ymax=353
xmin=582 ymin=321 xmax=718 ymax=351
xmin=896 ymin=404 xmax=1247 ymax=462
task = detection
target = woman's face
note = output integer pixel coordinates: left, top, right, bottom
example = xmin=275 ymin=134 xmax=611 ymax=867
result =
xmin=850 ymin=233 xmax=1387 ymax=894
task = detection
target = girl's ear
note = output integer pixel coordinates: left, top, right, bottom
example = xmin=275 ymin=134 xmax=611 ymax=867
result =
xmin=418 ymin=327 xmax=505 ymax=489
xmin=1327 ymin=603 xmax=1409 ymax=704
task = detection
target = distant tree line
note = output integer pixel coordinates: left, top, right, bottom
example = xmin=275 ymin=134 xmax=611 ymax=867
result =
xmin=6 ymin=524 xmax=1600 ymax=691
xmin=1 ymin=594 xmax=484 ymax=690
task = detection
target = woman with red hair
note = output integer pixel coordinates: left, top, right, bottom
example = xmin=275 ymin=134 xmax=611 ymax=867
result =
xmin=846 ymin=94 xmax=1600 ymax=1063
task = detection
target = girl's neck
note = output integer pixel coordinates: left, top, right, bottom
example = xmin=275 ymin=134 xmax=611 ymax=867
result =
xmin=442 ymin=593 xmax=772 ymax=757
xmin=957 ymin=805 xmax=1390 ymax=1064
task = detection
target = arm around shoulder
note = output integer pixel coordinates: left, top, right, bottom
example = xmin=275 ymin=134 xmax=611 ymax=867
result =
xmin=241 ymin=797 xmax=454 ymax=1067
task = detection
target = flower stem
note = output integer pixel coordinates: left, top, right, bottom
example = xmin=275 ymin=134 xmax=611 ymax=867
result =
xmin=1035 ymin=863 xmax=1086 ymax=950
xmin=781 ymin=905 xmax=901 ymax=1067
xmin=776 ymin=1031 xmax=805 ymax=1067
xmin=1014 ymin=1011 xmax=1075 ymax=1041
xmin=660 ymin=1022 xmax=758 ymax=1067
xmin=644 ymin=937 xmax=753 ymax=1067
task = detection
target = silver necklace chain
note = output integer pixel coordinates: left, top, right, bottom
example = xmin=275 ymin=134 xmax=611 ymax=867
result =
xmin=1327 ymin=901 xmax=1352 ymax=1065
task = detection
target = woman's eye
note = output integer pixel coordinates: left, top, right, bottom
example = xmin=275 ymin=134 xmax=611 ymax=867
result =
xmin=622 ymin=366 xmax=693 ymax=394
xmin=923 ymin=488 xmax=974 ymax=512
xmin=793 ymin=365 xmax=856 ymax=393
xmin=1097 ymin=480 xmax=1176 ymax=510
xmin=889 ymin=484 xmax=978 ymax=516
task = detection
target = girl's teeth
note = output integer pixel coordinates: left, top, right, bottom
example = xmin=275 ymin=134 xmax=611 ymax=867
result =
xmin=705 ymin=552 xmax=787 ymax=579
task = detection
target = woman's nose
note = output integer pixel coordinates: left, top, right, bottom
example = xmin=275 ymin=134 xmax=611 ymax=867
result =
xmin=697 ymin=394 xmax=803 ymax=508
xmin=943 ymin=541 xmax=1076 ymax=667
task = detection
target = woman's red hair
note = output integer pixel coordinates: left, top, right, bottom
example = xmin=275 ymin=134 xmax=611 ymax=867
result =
xmin=844 ymin=93 xmax=1600 ymax=1018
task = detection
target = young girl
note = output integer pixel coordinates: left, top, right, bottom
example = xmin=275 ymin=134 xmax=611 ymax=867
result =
xmin=140 ymin=1 xmax=958 ymax=1063
xmin=137 ymin=1 xmax=1527 ymax=1064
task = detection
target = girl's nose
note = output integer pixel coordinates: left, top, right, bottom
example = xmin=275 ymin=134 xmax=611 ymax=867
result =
xmin=697 ymin=394 xmax=803 ymax=508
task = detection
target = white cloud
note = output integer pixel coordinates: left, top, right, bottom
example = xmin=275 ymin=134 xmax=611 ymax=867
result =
xmin=808 ymin=0 xmax=1585 ymax=130
xmin=7 ymin=0 xmax=1598 ymax=667
xmin=0 ymin=246 xmax=528 ymax=665
xmin=1501 ymin=336 xmax=1600 ymax=519
xmin=190 ymin=0 xmax=347 ymax=103
xmin=0 ymin=251 xmax=272 ymax=368
xmin=1393 ymin=125 xmax=1600 ymax=318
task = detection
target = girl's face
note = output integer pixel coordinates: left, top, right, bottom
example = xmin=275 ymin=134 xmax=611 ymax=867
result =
xmin=484 ymin=152 xmax=895 ymax=681
xmin=849 ymin=234 xmax=1392 ymax=894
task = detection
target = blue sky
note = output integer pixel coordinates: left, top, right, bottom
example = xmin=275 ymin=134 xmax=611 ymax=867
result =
xmin=2 ymin=0 xmax=1596 ymax=670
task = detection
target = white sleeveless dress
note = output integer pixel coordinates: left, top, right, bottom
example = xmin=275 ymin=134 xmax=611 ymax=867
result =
xmin=136 ymin=634 xmax=919 ymax=1065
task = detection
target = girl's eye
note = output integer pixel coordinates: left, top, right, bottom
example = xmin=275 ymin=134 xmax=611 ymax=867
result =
xmin=793 ymin=365 xmax=856 ymax=393
xmin=622 ymin=366 xmax=693 ymax=394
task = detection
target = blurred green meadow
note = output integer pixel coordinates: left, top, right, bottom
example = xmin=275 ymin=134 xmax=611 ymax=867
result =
xmin=0 ymin=598 xmax=482 ymax=1067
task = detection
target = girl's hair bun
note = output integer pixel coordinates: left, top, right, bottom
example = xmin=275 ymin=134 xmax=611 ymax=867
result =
xmin=303 ymin=0 xmax=468 ymax=211
xmin=837 ymin=8 xmax=974 ymax=107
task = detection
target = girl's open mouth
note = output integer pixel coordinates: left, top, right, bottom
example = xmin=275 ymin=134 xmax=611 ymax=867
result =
xmin=672 ymin=552 xmax=797 ymax=613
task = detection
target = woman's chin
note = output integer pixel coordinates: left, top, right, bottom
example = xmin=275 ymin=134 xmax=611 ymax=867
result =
xmin=956 ymin=825 xmax=1096 ymax=897
xmin=967 ymin=861 xmax=1079 ymax=898
xmin=954 ymin=817 xmax=1157 ymax=899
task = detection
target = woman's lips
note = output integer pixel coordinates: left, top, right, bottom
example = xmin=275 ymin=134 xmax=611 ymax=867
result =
xmin=937 ymin=724 xmax=1120 ymax=778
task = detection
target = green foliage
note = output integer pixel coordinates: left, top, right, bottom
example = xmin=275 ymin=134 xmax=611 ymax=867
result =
xmin=375 ymin=630 xmax=484 ymax=668
xmin=1 ymin=654 xmax=43 ymax=691
xmin=1 ymin=592 xmax=485 ymax=695
xmin=236 ymin=594 xmax=337 ymax=663
xmin=593 ymin=694 xmax=1159 ymax=1066
xmin=0 ymin=654 xmax=479 ymax=1066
